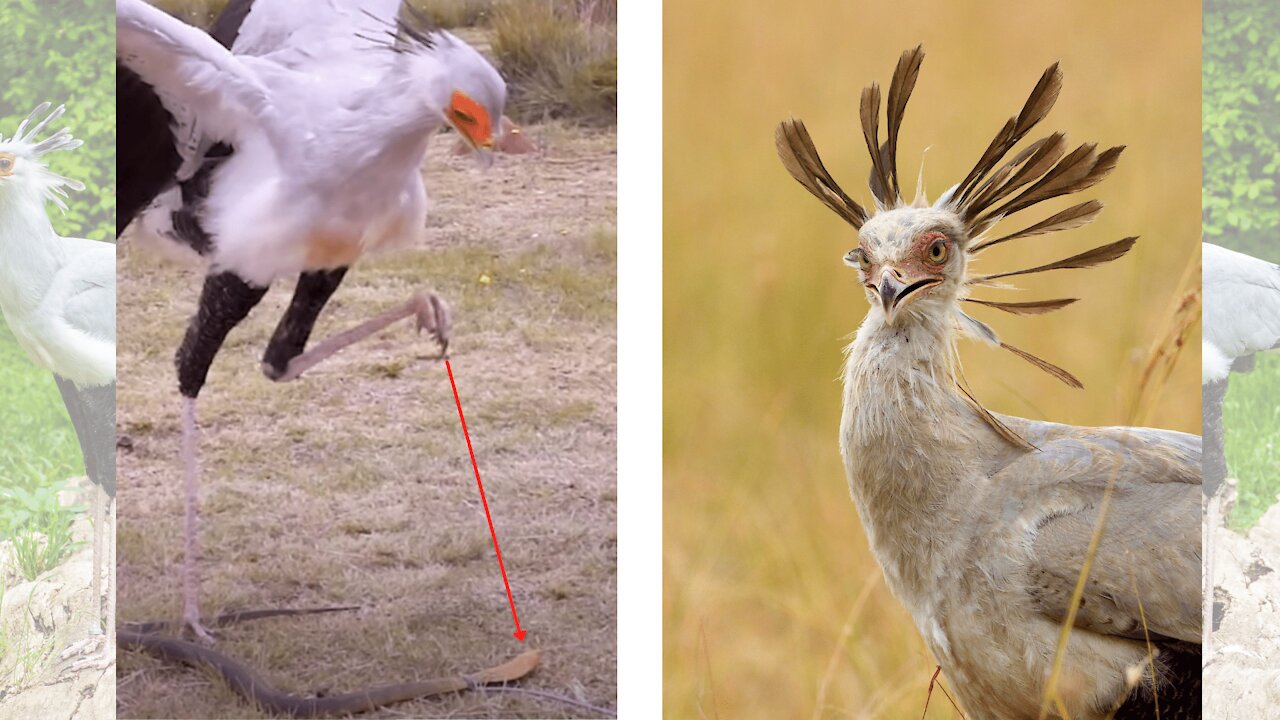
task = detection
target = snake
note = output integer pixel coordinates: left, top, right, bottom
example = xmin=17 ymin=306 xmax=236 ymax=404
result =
xmin=119 ymin=608 xmax=542 ymax=717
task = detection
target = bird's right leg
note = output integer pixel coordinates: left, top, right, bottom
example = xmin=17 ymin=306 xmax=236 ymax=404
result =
xmin=261 ymin=267 xmax=450 ymax=383
xmin=175 ymin=272 xmax=268 ymax=642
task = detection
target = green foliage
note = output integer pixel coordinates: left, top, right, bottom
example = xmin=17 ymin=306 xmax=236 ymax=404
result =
xmin=1204 ymin=0 xmax=1280 ymax=259
xmin=490 ymin=0 xmax=617 ymax=125
xmin=0 ymin=1 xmax=105 ymax=572
xmin=1223 ymin=353 xmax=1280 ymax=529
xmin=3 ymin=482 xmax=82 ymax=581
xmin=0 ymin=0 xmax=114 ymax=243
xmin=0 ymin=326 xmax=82 ymax=495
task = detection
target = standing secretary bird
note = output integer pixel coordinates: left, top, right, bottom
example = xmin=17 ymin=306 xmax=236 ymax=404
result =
xmin=118 ymin=0 xmax=508 ymax=641
xmin=1202 ymin=241 xmax=1280 ymax=665
xmin=0 ymin=103 xmax=115 ymax=670
xmin=777 ymin=47 xmax=1201 ymax=719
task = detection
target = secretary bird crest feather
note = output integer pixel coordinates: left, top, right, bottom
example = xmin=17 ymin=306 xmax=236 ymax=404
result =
xmin=0 ymin=103 xmax=86 ymax=211
xmin=775 ymin=45 xmax=1133 ymax=447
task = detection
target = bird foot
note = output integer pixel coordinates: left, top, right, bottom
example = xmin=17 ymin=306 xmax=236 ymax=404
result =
xmin=59 ymin=634 xmax=101 ymax=662
xmin=412 ymin=292 xmax=451 ymax=358
xmin=183 ymin=614 xmax=218 ymax=644
xmin=60 ymin=634 xmax=114 ymax=673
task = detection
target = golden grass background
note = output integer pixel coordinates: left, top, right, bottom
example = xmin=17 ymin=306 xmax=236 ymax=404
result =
xmin=663 ymin=0 xmax=1201 ymax=716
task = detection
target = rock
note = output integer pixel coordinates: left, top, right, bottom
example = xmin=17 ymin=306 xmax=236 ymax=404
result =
xmin=0 ymin=499 xmax=113 ymax=719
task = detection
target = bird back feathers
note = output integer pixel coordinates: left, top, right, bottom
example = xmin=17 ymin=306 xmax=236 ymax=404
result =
xmin=775 ymin=47 xmax=1137 ymax=445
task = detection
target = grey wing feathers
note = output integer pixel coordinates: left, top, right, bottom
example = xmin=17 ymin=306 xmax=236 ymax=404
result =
xmin=1204 ymin=242 xmax=1280 ymax=357
xmin=997 ymin=422 xmax=1201 ymax=643
xmin=57 ymin=237 xmax=115 ymax=344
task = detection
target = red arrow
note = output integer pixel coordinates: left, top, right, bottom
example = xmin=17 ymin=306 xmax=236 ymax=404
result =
xmin=445 ymin=359 xmax=527 ymax=642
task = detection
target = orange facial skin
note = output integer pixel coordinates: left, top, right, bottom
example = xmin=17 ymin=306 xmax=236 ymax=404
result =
xmin=0 ymin=152 xmax=14 ymax=177
xmin=449 ymin=90 xmax=494 ymax=149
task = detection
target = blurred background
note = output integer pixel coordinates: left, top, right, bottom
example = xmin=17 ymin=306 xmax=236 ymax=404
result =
xmin=664 ymin=0 xmax=1200 ymax=717
xmin=1205 ymin=0 xmax=1280 ymax=530
xmin=0 ymin=0 xmax=112 ymax=582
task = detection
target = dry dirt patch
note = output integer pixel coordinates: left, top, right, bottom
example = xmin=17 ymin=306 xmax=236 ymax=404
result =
xmin=116 ymin=124 xmax=616 ymax=718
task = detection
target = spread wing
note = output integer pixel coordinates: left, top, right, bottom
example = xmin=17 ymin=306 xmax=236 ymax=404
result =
xmin=116 ymin=0 xmax=277 ymax=147
xmin=234 ymin=0 xmax=403 ymax=60
xmin=997 ymin=421 xmax=1201 ymax=644
xmin=1204 ymin=242 xmax=1280 ymax=360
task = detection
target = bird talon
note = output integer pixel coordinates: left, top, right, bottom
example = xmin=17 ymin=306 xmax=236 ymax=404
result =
xmin=413 ymin=292 xmax=451 ymax=358
xmin=183 ymin=618 xmax=218 ymax=645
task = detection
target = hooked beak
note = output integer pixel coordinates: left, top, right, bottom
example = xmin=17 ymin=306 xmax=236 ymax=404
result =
xmin=447 ymin=116 xmax=496 ymax=169
xmin=876 ymin=267 xmax=942 ymax=325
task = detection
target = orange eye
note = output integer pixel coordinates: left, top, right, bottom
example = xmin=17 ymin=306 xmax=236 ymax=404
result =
xmin=449 ymin=90 xmax=493 ymax=148
xmin=0 ymin=152 xmax=14 ymax=176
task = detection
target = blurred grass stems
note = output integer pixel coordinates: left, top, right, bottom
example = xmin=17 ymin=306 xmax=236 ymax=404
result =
xmin=1038 ymin=277 xmax=1196 ymax=716
xmin=1126 ymin=251 xmax=1202 ymax=425
xmin=1038 ymin=456 xmax=1122 ymax=720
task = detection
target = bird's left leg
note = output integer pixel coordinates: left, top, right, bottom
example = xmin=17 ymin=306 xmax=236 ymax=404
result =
xmin=176 ymin=272 xmax=269 ymax=642
xmin=52 ymin=376 xmax=116 ymax=671
xmin=64 ymin=485 xmax=113 ymax=672
xmin=1203 ymin=377 xmax=1230 ymax=666
xmin=261 ymin=267 xmax=450 ymax=383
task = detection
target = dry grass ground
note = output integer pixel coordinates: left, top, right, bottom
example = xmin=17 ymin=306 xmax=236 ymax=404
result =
xmin=115 ymin=124 xmax=616 ymax=718
xmin=664 ymin=0 xmax=1200 ymax=717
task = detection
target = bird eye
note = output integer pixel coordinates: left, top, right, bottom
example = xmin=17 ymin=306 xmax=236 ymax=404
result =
xmin=844 ymin=248 xmax=872 ymax=272
xmin=0 ymin=153 xmax=14 ymax=176
xmin=926 ymin=237 xmax=949 ymax=264
xmin=453 ymin=110 xmax=475 ymax=125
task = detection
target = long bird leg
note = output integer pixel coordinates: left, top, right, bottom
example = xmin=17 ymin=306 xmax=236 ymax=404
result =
xmin=176 ymin=272 xmax=269 ymax=641
xmin=261 ymin=268 xmax=450 ymax=384
xmin=1203 ymin=376 xmax=1230 ymax=666
xmin=52 ymin=376 xmax=117 ymax=671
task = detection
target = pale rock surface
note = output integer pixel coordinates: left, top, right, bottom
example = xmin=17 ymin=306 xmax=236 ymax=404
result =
xmin=0 ymin=479 xmax=113 ymax=719
xmin=1206 ymin=501 xmax=1280 ymax=717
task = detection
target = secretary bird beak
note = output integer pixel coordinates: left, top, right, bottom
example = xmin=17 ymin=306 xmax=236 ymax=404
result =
xmin=877 ymin=268 xmax=940 ymax=325
xmin=878 ymin=269 xmax=908 ymax=324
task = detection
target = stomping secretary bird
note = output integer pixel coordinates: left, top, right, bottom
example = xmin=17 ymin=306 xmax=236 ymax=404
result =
xmin=777 ymin=47 xmax=1201 ymax=719
xmin=0 ymin=103 xmax=115 ymax=669
xmin=117 ymin=0 xmax=507 ymax=641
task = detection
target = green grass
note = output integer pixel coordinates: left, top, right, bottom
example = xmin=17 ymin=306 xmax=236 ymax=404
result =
xmin=0 ymin=327 xmax=82 ymax=484
xmin=0 ymin=325 xmax=84 ymax=577
xmin=1223 ymin=352 xmax=1280 ymax=529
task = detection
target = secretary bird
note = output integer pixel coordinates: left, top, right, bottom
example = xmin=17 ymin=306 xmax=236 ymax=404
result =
xmin=117 ymin=0 xmax=507 ymax=640
xmin=1202 ymin=241 xmax=1280 ymax=664
xmin=0 ymin=103 xmax=115 ymax=669
xmin=777 ymin=47 xmax=1201 ymax=719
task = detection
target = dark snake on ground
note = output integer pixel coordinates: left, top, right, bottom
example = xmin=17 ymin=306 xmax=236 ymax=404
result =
xmin=119 ymin=607 xmax=542 ymax=717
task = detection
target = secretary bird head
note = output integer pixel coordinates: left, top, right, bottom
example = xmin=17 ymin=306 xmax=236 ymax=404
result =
xmin=777 ymin=46 xmax=1132 ymax=445
xmin=362 ymin=4 xmax=508 ymax=165
xmin=0 ymin=102 xmax=84 ymax=211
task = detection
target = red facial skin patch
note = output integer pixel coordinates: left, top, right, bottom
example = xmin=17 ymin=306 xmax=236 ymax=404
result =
xmin=450 ymin=90 xmax=493 ymax=149
xmin=859 ymin=231 xmax=952 ymax=282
